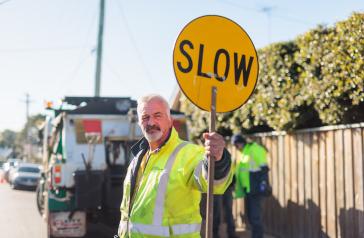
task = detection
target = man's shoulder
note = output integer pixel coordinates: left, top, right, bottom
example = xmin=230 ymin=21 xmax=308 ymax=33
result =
xmin=173 ymin=140 xmax=205 ymax=158
xmin=179 ymin=140 xmax=203 ymax=150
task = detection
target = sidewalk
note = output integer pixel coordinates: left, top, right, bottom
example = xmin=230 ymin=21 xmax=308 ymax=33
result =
xmin=236 ymin=228 xmax=276 ymax=238
xmin=217 ymin=224 xmax=276 ymax=238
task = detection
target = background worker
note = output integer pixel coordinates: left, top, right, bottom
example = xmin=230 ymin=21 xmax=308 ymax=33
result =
xmin=231 ymin=134 xmax=270 ymax=238
xmin=118 ymin=94 xmax=233 ymax=238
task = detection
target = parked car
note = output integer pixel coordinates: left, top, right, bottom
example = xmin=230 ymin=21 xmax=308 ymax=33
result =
xmin=2 ymin=158 xmax=21 ymax=182
xmin=9 ymin=163 xmax=42 ymax=190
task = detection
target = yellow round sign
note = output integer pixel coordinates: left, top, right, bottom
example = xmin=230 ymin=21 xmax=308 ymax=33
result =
xmin=173 ymin=15 xmax=259 ymax=113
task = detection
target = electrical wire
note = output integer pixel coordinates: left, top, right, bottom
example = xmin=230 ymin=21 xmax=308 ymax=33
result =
xmin=0 ymin=46 xmax=85 ymax=53
xmin=0 ymin=0 xmax=11 ymax=6
xmin=113 ymin=0 xmax=156 ymax=90
xmin=220 ymin=0 xmax=314 ymax=26
xmin=59 ymin=6 xmax=99 ymax=95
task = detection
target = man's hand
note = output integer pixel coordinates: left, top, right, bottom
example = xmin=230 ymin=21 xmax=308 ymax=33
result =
xmin=203 ymin=132 xmax=225 ymax=161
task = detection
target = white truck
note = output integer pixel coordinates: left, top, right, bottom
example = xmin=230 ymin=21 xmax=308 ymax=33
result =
xmin=36 ymin=96 xmax=188 ymax=238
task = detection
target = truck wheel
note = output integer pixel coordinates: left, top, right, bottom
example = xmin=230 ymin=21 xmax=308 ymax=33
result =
xmin=47 ymin=218 xmax=55 ymax=238
xmin=36 ymin=184 xmax=45 ymax=215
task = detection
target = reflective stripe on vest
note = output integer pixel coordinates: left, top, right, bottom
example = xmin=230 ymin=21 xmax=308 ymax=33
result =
xmin=129 ymin=223 xmax=201 ymax=236
xmin=121 ymin=141 xmax=201 ymax=237
xmin=240 ymin=167 xmax=262 ymax=173
xmin=240 ymin=146 xmax=267 ymax=173
xmin=153 ymin=141 xmax=188 ymax=225
xmin=198 ymin=156 xmax=231 ymax=186
xmin=193 ymin=160 xmax=204 ymax=191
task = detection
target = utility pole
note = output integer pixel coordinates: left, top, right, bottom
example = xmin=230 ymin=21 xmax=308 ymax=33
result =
xmin=24 ymin=93 xmax=32 ymax=161
xmin=94 ymin=0 xmax=105 ymax=97
xmin=25 ymin=93 xmax=30 ymax=122
xmin=261 ymin=6 xmax=274 ymax=45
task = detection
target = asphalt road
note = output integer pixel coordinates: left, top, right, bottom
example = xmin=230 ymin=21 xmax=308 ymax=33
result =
xmin=0 ymin=182 xmax=47 ymax=238
xmin=0 ymin=178 xmax=274 ymax=238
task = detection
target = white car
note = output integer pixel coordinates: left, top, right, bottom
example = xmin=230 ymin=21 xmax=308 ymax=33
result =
xmin=2 ymin=158 xmax=21 ymax=182
xmin=9 ymin=163 xmax=42 ymax=190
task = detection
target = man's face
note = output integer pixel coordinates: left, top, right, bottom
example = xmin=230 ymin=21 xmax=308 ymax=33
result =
xmin=138 ymin=99 xmax=172 ymax=143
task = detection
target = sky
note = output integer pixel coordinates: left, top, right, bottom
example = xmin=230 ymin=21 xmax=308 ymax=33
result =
xmin=0 ymin=0 xmax=363 ymax=131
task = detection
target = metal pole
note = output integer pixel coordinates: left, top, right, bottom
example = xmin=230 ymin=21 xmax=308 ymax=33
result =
xmin=25 ymin=93 xmax=30 ymax=123
xmin=25 ymin=93 xmax=30 ymax=162
xmin=94 ymin=0 xmax=105 ymax=97
xmin=205 ymin=86 xmax=217 ymax=238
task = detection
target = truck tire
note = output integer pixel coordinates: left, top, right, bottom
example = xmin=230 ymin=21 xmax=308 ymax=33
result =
xmin=47 ymin=220 xmax=54 ymax=238
xmin=36 ymin=184 xmax=45 ymax=215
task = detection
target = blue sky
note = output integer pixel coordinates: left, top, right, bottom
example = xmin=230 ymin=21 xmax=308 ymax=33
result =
xmin=0 ymin=0 xmax=362 ymax=131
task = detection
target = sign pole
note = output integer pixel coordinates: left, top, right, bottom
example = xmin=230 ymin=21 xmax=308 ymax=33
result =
xmin=205 ymin=86 xmax=217 ymax=238
xmin=173 ymin=15 xmax=259 ymax=238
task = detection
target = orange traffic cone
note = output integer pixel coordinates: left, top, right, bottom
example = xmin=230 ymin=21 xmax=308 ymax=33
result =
xmin=0 ymin=176 xmax=4 ymax=184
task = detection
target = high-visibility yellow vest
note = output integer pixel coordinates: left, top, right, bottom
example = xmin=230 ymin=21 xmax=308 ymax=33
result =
xmin=234 ymin=142 xmax=268 ymax=197
xmin=118 ymin=128 xmax=233 ymax=237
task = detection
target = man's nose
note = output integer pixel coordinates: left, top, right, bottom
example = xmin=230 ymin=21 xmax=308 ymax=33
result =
xmin=146 ymin=117 xmax=157 ymax=126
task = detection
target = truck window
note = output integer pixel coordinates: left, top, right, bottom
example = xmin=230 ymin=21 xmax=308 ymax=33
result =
xmin=105 ymin=140 xmax=131 ymax=166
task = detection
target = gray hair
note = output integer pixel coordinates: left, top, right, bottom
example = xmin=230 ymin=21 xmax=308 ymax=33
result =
xmin=137 ymin=94 xmax=171 ymax=117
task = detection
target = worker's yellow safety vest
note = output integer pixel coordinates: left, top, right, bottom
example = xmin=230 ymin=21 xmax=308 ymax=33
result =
xmin=118 ymin=128 xmax=233 ymax=237
xmin=234 ymin=142 xmax=268 ymax=197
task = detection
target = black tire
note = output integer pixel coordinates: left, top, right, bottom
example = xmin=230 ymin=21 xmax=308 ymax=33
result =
xmin=10 ymin=181 xmax=17 ymax=190
xmin=47 ymin=217 xmax=55 ymax=238
xmin=36 ymin=184 xmax=45 ymax=215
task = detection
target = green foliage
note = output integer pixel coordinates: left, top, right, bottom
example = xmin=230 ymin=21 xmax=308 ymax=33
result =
xmin=296 ymin=13 xmax=364 ymax=124
xmin=16 ymin=114 xmax=46 ymax=144
xmin=0 ymin=129 xmax=17 ymax=148
xmin=180 ymin=13 xmax=364 ymax=139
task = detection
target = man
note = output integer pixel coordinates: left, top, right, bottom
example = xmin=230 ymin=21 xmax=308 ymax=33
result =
xmin=118 ymin=94 xmax=233 ymax=237
xmin=231 ymin=134 xmax=270 ymax=238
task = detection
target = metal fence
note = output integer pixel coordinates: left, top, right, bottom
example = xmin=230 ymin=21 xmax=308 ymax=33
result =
xmin=230 ymin=123 xmax=364 ymax=238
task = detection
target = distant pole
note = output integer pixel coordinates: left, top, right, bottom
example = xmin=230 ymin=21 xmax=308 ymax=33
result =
xmin=24 ymin=93 xmax=31 ymax=161
xmin=25 ymin=93 xmax=30 ymax=122
xmin=94 ymin=0 xmax=105 ymax=97
xmin=261 ymin=6 xmax=274 ymax=44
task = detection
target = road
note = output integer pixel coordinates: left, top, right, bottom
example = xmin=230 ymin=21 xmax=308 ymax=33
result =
xmin=0 ymin=179 xmax=274 ymax=238
xmin=0 ymin=182 xmax=46 ymax=238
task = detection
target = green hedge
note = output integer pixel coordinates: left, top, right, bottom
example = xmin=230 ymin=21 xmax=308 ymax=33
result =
xmin=180 ymin=13 xmax=364 ymax=140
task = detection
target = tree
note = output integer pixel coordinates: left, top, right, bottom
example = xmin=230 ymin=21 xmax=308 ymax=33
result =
xmin=13 ymin=114 xmax=46 ymax=161
xmin=0 ymin=129 xmax=17 ymax=148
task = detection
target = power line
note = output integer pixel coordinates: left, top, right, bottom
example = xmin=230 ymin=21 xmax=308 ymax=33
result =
xmin=62 ymin=53 xmax=93 ymax=95
xmin=104 ymin=59 xmax=123 ymax=82
xmin=220 ymin=0 xmax=314 ymax=26
xmin=59 ymin=5 xmax=98 ymax=95
xmin=114 ymin=0 xmax=155 ymax=90
xmin=0 ymin=46 xmax=88 ymax=53
xmin=0 ymin=0 xmax=11 ymax=6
